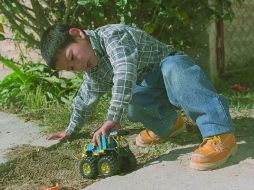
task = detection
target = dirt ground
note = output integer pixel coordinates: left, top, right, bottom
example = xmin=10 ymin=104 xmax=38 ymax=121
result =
xmin=0 ymin=119 xmax=201 ymax=190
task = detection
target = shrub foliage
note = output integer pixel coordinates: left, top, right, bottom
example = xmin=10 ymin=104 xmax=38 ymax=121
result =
xmin=0 ymin=55 xmax=82 ymax=110
xmin=0 ymin=0 xmax=243 ymax=49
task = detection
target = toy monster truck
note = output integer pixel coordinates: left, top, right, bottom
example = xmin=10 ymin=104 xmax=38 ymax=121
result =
xmin=79 ymin=131 xmax=137 ymax=179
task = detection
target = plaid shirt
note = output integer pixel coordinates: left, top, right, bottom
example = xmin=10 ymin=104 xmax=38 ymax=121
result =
xmin=65 ymin=24 xmax=177 ymax=135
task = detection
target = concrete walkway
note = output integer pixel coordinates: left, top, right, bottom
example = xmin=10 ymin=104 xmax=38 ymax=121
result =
xmin=84 ymin=138 xmax=254 ymax=190
xmin=0 ymin=111 xmax=58 ymax=164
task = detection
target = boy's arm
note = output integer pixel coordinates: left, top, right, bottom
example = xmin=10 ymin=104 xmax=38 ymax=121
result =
xmin=65 ymin=74 xmax=109 ymax=136
xmin=92 ymin=30 xmax=138 ymax=145
xmin=105 ymin=30 xmax=138 ymax=124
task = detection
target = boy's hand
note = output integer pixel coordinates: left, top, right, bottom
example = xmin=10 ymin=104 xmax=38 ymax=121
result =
xmin=46 ymin=131 xmax=69 ymax=142
xmin=92 ymin=120 xmax=119 ymax=146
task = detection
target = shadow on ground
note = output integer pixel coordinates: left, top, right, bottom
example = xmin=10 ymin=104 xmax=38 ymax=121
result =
xmin=140 ymin=117 xmax=254 ymax=169
xmin=225 ymin=117 xmax=254 ymax=167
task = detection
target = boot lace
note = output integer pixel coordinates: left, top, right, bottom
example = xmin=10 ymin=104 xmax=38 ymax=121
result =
xmin=203 ymin=136 xmax=224 ymax=152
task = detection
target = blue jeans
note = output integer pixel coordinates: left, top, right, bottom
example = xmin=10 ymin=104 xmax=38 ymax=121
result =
xmin=127 ymin=53 xmax=234 ymax=138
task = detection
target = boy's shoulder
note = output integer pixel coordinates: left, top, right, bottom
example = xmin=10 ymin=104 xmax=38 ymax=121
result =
xmin=95 ymin=24 xmax=140 ymax=36
xmin=96 ymin=23 xmax=130 ymax=31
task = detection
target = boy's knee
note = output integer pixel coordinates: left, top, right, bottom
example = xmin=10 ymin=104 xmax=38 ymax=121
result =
xmin=161 ymin=55 xmax=189 ymax=72
xmin=160 ymin=55 xmax=200 ymax=80
xmin=160 ymin=56 xmax=184 ymax=82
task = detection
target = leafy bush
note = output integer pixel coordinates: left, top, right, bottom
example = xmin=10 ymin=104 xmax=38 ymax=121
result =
xmin=0 ymin=0 xmax=244 ymax=49
xmin=0 ymin=55 xmax=82 ymax=110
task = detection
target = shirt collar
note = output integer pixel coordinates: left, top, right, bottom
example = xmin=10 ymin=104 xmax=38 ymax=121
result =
xmin=84 ymin=30 xmax=101 ymax=74
xmin=84 ymin=29 xmax=103 ymax=57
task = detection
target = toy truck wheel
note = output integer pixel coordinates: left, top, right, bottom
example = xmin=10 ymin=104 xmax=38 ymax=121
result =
xmin=97 ymin=155 xmax=119 ymax=177
xmin=119 ymin=147 xmax=137 ymax=173
xmin=79 ymin=157 xmax=98 ymax=179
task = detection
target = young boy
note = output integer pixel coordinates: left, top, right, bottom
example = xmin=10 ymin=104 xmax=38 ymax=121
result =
xmin=40 ymin=23 xmax=237 ymax=170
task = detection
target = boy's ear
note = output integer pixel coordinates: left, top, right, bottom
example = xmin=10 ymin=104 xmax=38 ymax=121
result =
xmin=69 ymin=28 xmax=85 ymax=39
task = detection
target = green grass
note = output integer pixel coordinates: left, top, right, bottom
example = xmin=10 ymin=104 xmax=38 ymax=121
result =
xmin=215 ymin=66 xmax=254 ymax=110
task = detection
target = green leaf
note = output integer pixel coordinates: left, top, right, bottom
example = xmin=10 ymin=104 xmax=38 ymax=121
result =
xmin=143 ymin=23 xmax=156 ymax=34
xmin=0 ymin=89 xmax=9 ymax=94
xmin=61 ymin=96 xmax=71 ymax=104
xmin=47 ymin=92 xmax=54 ymax=99
xmin=77 ymin=0 xmax=89 ymax=6
xmin=1 ymin=15 xmax=6 ymax=24
xmin=0 ymin=24 xmax=4 ymax=33
xmin=41 ymin=76 xmax=62 ymax=84
xmin=0 ymin=55 xmax=29 ymax=83
xmin=0 ymin=33 xmax=5 ymax=41
xmin=94 ymin=0 xmax=100 ymax=6
xmin=78 ymin=0 xmax=100 ymax=6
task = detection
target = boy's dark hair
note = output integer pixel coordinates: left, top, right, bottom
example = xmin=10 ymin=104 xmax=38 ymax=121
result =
xmin=40 ymin=24 xmax=75 ymax=69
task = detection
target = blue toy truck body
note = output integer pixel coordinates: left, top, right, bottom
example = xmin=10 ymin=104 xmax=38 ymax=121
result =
xmin=79 ymin=131 xmax=137 ymax=179
xmin=85 ymin=131 xmax=118 ymax=154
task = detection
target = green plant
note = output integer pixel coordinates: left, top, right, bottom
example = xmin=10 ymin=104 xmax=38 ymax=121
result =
xmin=23 ymin=85 xmax=48 ymax=114
xmin=0 ymin=0 xmax=244 ymax=49
xmin=215 ymin=66 xmax=254 ymax=109
xmin=38 ymin=102 xmax=72 ymax=132
xmin=0 ymin=56 xmax=82 ymax=110
xmin=92 ymin=93 xmax=111 ymax=123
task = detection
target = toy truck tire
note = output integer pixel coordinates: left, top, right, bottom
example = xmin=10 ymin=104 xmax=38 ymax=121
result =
xmin=79 ymin=157 xmax=98 ymax=179
xmin=119 ymin=147 xmax=137 ymax=173
xmin=97 ymin=155 xmax=119 ymax=177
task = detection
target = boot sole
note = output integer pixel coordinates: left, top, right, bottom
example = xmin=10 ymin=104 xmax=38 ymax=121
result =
xmin=190 ymin=145 xmax=238 ymax=171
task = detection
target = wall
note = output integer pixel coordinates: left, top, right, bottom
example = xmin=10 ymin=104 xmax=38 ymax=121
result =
xmin=224 ymin=0 xmax=254 ymax=69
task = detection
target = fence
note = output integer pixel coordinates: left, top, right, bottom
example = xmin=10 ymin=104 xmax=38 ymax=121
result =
xmin=224 ymin=0 xmax=254 ymax=69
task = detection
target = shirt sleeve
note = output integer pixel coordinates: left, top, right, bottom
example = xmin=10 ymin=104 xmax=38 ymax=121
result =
xmin=104 ymin=29 xmax=138 ymax=123
xmin=65 ymin=73 xmax=109 ymax=135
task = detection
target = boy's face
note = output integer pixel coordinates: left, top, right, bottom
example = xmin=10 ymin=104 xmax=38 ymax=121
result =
xmin=55 ymin=28 xmax=97 ymax=72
